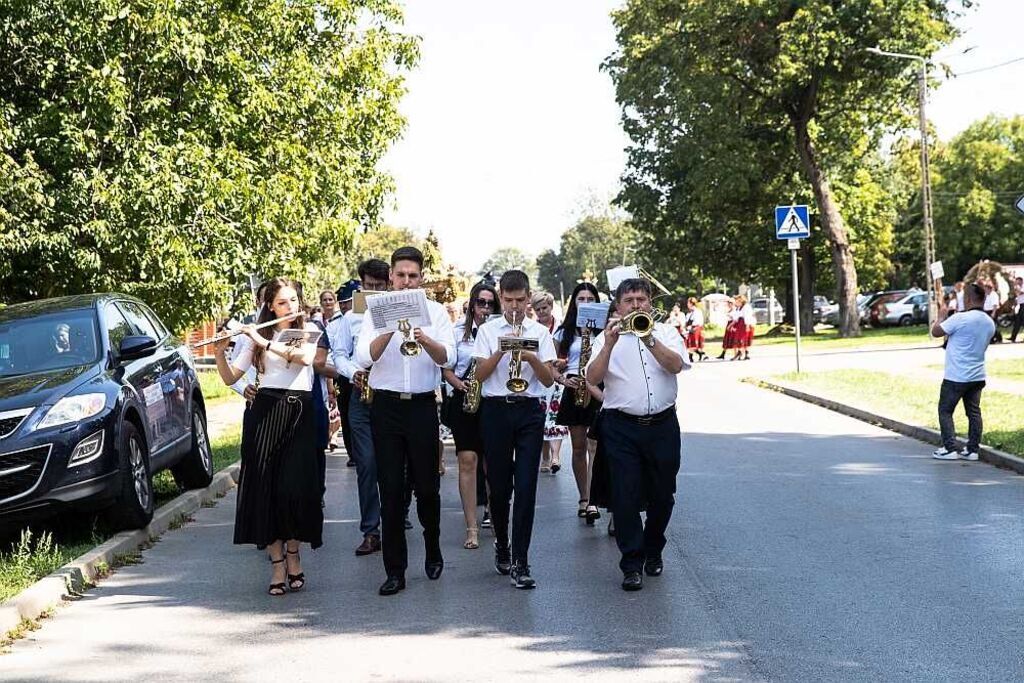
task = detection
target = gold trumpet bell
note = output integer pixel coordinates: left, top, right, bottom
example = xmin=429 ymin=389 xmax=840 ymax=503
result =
xmin=506 ymin=376 xmax=529 ymax=393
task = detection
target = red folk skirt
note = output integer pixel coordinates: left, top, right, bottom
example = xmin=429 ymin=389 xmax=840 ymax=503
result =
xmin=745 ymin=325 xmax=755 ymax=347
xmin=731 ymin=319 xmax=748 ymax=347
xmin=686 ymin=326 xmax=704 ymax=349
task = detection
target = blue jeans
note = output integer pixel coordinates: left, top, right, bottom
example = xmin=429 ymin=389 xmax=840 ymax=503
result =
xmin=348 ymin=397 xmax=381 ymax=537
xmin=938 ymin=379 xmax=985 ymax=452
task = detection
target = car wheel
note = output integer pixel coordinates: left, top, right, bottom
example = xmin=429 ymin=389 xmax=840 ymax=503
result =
xmin=172 ymin=403 xmax=214 ymax=490
xmin=104 ymin=421 xmax=154 ymax=530
xmin=899 ymin=315 xmax=912 ymax=327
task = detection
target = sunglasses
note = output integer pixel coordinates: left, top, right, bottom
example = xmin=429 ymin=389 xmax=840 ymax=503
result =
xmin=474 ymin=298 xmax=496 ymax=308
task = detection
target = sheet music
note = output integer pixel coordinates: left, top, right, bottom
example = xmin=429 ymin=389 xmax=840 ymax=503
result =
xmin=366 ymin=289 xmax=431 ymax=331
xmin=577 ymin=302 xmax=610 ymax=329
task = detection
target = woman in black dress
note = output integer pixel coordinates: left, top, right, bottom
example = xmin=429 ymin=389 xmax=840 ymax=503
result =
xmin=214 ymin=278 xmax=324 ymax=596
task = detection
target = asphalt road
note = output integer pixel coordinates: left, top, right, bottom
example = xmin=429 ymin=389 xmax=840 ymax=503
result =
xmin=4 ymin=360 xmax=1023 ymax=681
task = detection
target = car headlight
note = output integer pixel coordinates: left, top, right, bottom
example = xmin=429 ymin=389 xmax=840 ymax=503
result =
xmin=37 ymin=394 xmax=106 ymax=430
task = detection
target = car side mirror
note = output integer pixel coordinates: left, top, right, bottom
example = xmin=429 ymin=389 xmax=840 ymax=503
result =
xmin=118 ymin=335 xmax=158 ymax=362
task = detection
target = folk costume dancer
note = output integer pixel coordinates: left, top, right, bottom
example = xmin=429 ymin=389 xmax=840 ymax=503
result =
xmin=356 ymin=247 xmax=455 ymax=596
xmin=586 ymin=277 xmax=688 ymax=592
xmin=684 ymin=297 xmax=706 ymax=362
xmin=472 ymin=270 xmax=556 ymax=589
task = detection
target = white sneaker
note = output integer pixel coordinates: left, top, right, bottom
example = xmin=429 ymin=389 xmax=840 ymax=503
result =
xmin=959 ymin=448 xmax=979 ymax=461
xmin=932 ymin=447 xmax=959 ymax=460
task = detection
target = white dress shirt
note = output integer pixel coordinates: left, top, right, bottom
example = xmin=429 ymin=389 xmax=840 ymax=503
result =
xmin=328 ymin=311 xmax=364 ymax=381
xmin=472 ymin=316 xmax=556 ymax=398
xmin=230 ymin=324 xmax=318 ymax=391
xmin=587 ymin=322 xmax=687 ymax=417
xmin=449 ymin=321 xmax=479 ymax=377
xmin=983 ymin=291 xmax=999 ymax=313
xmin=355 ymin=298 xmax=455 ymax=394
xmin=552 ymin=328 xmax=584 ymax=374
xmin=686 ymin=308 xmax=705 ymax=328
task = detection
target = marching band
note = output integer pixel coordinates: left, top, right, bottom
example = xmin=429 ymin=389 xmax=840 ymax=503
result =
xmin=215 ymin=247 xmax=689 ymax=595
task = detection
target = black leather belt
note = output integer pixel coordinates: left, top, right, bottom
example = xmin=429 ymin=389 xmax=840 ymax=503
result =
xmin=374 ymin=389 xmax=435 ymax=401
xmin=482 ymin=395 xmax=539 ymax=405
xmin=607 ymin=407 xmax=674 ymax=425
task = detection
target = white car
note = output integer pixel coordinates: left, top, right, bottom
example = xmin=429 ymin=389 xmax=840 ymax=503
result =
xmin=877 ymin=291 xmax=929 ymax=327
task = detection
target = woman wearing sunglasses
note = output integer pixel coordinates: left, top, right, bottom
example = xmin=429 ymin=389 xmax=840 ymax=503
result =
xmin=442 ymin=282 xmax=499 ymax=550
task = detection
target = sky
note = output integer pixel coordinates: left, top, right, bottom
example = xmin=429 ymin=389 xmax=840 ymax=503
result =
xmin=382 ymin=0 xmax=1024 ymax=273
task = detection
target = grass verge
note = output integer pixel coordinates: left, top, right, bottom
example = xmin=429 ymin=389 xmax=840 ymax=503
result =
xmin=769 ymin=369 xmax=1024 ymax=456
xmin=0 ymin=432 xmax=241 ymax=604
xmin=705 ymin=324 xmax=933 ymax=355
xmin=197 ymin=369 xmax=237 ymax=403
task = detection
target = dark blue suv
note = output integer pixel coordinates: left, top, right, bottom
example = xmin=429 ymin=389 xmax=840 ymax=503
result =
xmin=0 ymin=294 xmax=213 ymax=529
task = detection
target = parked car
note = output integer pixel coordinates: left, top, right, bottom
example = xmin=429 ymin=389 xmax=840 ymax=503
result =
xmin=822 ymin=294 xmax=869 ymax=327
xmin=0 ymin=294 xmax=212 ymax=529
xmin=876 ymin=291 xmax=929 ymax=326
xmin=858 ymin=290 xmax=907 ymax=326
xmin=751 ymin=297 xmax=785 ymax=325
xmin=812 ymin=296 xmax=832 ymax=324
xmin=867 ymin=291 xmax=911 ymax=327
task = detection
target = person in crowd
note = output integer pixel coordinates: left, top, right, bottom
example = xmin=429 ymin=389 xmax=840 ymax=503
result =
xmin=952 ymin=281 xmax=965 ymax=313
xmin=666 ymin=304 xmax=685 ymax=337
xmin=717 ymin=299 xmax=736 ymax=360
xmin=1009 ymin=277 xmax=1024 ymax=343
xmin=982 ymin=280 xmax=1002 ymax=344
xmin=322 ymin=260 xmax=390 ymax=557
xmin=309 ymin=296 xmax=336 ymax=498
xmin=213 ymin=278 xmax=324 ymax=596
xmin=586 ymin=277 xmax=687 ymax=591
xmin=531 ymin=291 xmax=568 ymax=474
xmin=331 ymin=281 xmax=360 ymax=460
xmin=442 ymin=281 xmax=499 ymax=550
xmin=930 ymin=282 xmax=994 ymax=462
xmin=740 ymin=295 xmax=755 ymax=360
xmin=684 ymin=297 xmax=706 ymax=362
xmin=473 ymin=270 xmax=556 ymax=589
xmin=337 ymin=280 xmax=359 ymax=317
xmin=552 ymin=282 xmax=603 ymax=523
xmin=356 ymin=247 xmax=455 ymax=596
xmin=52 ymin=323 xmax=71 ymax=354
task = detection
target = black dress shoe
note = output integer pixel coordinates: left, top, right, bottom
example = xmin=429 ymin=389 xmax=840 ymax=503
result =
xmin=355 ymin=534 xmax=381 ymax=556
xmin=644 ymin=557 xmax=664 ymax=577
xmin=378 ymin=575 xmax=406 ymax=596
xmin=425 ymin=559 xmax=444 ymax=580
xmin=494 ymin=542 xmax=512 ymax=575
xmin=403 ymin=516 xmax=413 ymax=530
xmin=622 ymin=571 xmax=643 ymax=591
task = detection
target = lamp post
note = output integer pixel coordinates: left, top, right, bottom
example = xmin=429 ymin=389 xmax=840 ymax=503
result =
xmin=866 ymin=46 xmax=938 ymax=327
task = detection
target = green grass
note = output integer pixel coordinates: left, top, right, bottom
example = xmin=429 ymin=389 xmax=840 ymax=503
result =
xmin=197 ymin=369 xmax=237 ymax=403
xmin=706 ymin=324 xmax=933 ymax=354
xmin=0 ymin=432 xmax=241 ymax=605
xmin=769 ymin=369 xmax=1024 ymax=456
xmin=924 ymin=358 xmax=1024 ymax=386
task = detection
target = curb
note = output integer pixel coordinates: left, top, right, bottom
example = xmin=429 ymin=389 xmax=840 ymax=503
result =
xmin=747 ymin=379 xmax=1024 ymax=476
xmin=0 ymin=463 xmax=241 ymax=638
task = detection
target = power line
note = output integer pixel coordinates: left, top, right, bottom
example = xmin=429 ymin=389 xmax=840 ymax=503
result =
xmin=953 ymin=55 xmax=1024 ymax=76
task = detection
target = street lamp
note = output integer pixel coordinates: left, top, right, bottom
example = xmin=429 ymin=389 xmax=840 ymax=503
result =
xmin=866 ymin=46 xmax=938 ymax=327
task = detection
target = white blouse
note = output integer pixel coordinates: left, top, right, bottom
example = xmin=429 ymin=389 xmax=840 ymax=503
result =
xmin=231 ymin=324 xmax=318 ymax=391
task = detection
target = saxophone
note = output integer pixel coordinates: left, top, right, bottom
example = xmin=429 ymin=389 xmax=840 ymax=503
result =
xmin=462 ymin=358 xmax=481 ymax=414
xmin=574 ymin=324 xmax=593 ymax=408
xmin=357 ymin=370 xmax=373 ymax=404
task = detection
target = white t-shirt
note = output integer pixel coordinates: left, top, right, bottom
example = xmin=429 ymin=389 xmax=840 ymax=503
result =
xmin=231 ymin=324 xmax=319 ymax=391
xmin=983 ymin=291 xmax=999 ymax=312
xmin=939 ymin=310 xmax=995 ymax=383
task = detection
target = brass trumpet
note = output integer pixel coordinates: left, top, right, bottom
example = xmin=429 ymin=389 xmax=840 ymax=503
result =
xmin=397 ymin=318 xmax=421 ymax=357
xmin=501 ymin=311 xmax=531 ymax=394
xmin=619 ymin=308 xmax=666 ymax=338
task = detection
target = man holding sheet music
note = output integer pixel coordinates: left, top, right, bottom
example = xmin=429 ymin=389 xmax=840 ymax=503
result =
xmin=355 ymin=246 xmax=456 ymax=596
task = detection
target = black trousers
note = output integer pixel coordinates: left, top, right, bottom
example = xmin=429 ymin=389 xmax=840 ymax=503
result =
xmin=480 ymin=398 xmax=544 ymax=563
xmin=336 ymin=376 xmax=353 ymax=454
xmin=371 ymin=393 xmax=441 ymax=577
xmin=602 ymin=409 xmax=681 ymax=574
xmin=1010 ymin=306 xmax=1024 ymax=342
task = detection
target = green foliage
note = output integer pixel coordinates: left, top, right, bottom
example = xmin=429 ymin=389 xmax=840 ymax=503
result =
xmin=478 ymin=247 xmax=537 ymax=284
xmin=535 ymin=212 xmax=641 ymax=299
xmin=0 ymin=0 xmax=418 ymax=332
xmin=0 ymin=529 xmax=69 ymax=602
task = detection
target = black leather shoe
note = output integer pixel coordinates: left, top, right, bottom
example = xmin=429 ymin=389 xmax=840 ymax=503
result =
xmin=644 ymin=557 xmax=664 ymax=577
xmin=509 ymin=561 xmax=536 ymax=589
xmin=494 ymin=542 xmax=512 ymax=575
xmin=378 ymin=575 xmax=406 ymax=596
xmin=622 ymin=571 xmax=643 ymax=591
xmin=403 ymin=516 xmax=413 ymax=530
xmin=425 ymin=560 xmax=444 ymax=580
xmin=355 ymin=534 xmax=381 ymax=556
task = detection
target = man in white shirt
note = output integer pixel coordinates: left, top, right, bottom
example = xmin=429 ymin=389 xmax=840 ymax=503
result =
xmin=587 ymin=278 xmax=687 ymax=591
xmin=930 ymin=282 xmax=994 ymax=461
xmin=318 ymin=261 xmax=389 ymax=557
xmin=355 ymin=247 xmax=455 ymax=596
xmin=1009 ymin=276 xmax=1024 ymax=343
xmin=982 ymin=280 xmax=1002 ymax=343
xmin=472 ymin=270 xmax=556 ymax=589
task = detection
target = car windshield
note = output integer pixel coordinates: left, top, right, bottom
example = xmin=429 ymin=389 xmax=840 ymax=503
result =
xmin=0 ymin=308 xmax=101 ymax=377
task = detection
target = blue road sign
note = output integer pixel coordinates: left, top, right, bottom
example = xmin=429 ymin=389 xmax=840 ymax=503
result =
xmin=775 ymin=205 xmax=810 ymax=239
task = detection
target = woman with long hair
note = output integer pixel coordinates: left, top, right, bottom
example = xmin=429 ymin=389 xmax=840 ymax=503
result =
xmin=441 ymin=281 xmax=499 ymax=550
xmin=531 ymin=291 xmax=569 ymax=474
xmin=731 ymin=295 xmax=750 ymax=361
xmin=551 ymin=281 xmax=602 ymax=523
xmin=685 ymin=297 xmax=707 ymax=362
xmin=214 ymin=278 xmax=324 ymax=596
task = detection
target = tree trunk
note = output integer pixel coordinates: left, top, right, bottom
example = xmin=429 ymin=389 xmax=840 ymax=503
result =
xmin=793 ymin=118 xmax=860 ymax=337
xmin=799 ymin=245 xmax=816 ymax=334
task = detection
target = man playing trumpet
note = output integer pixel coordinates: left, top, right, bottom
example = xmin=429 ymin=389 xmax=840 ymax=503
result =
xmin=472 ymin=270 xmax=556 ymax=589
xmin=586 ymin=277 xmax=687 ymax=592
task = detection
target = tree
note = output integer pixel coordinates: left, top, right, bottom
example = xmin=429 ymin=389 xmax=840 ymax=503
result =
xmin=605 ymin=0 xmax=963 ymax=336
xmin=536 ymin=213 xmax=642 ymax=300
xmin=0 ymin=0 xmax=418 ymax=332
xmin=479 ymin=247 xmax=537 ymax=283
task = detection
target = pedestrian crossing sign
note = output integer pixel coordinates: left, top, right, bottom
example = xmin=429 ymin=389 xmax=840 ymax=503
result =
xmin=775 ymin=205 xmax=810 ymax=239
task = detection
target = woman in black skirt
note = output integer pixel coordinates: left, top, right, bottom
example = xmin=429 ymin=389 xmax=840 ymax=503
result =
xmin=441 ymin=281 xmax=498 ymax=550
xmin=552 ymin=281 xmax=603 ymax=523
xmin=214 ymin=277 xmax=324 ymax=596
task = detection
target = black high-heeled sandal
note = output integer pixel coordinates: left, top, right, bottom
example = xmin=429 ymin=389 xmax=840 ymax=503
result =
xmin=577 ymin=499 xmax=588 ymax=518
xmin=285 ymin=547 xmax=305 ymax=591
xmin=585 ymin=504 xmax=601 ymax=525
xmin=268 ymin=555 xmax=286 ymax=597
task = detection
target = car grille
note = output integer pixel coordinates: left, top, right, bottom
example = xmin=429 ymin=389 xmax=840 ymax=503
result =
xmin=0 ymin=444 xmax=51 ymax=505
xmin=0 ymin=410 xmax=32 ymax=439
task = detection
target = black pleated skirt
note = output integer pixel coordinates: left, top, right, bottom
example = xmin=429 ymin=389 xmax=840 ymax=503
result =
xmin=555 ymin=380 xmax=602 ymax=427
xmin=234 ymin=388 xmax=324 ymax=549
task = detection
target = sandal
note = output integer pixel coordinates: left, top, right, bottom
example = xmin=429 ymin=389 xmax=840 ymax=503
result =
xmin=268 ymin=554 xmax=286 ymax=597
xmin=578 ymin=499 xmax=588 ymax=518
xmin=585 ymin=504 xmax=601 ymax=526
xmin=285 ymin=546 xmax=305 ymax=591
xmin=464 ymin=526 xmax=480 ymax=550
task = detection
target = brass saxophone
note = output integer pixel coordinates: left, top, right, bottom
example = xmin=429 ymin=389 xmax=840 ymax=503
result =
xmin=574 ymin=324 xmax=593 ymax=408
xmin=462 ymin=358 xmax=481 ymax=414
xmin=356 ymin=370 xmax=373 ymax=404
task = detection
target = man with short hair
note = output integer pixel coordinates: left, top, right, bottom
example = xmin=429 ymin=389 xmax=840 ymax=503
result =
xmin=472 ymin=269 xmax=556 ymax=589
xmin=1009 ymin=277 xmax=1024 ymax=343
xmin=930 ymin=282 xmax=994 ymax=461
xmin=356 ymin=247 xmax=455 ymax=596
xmin=587 ymin=278 xmax=687 ymax=591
